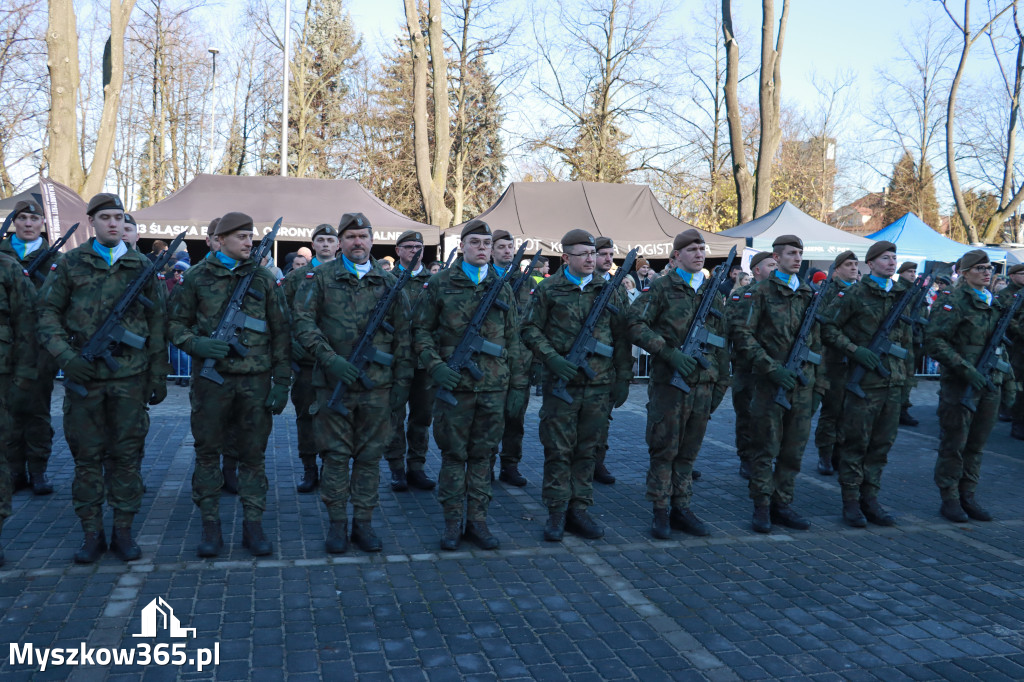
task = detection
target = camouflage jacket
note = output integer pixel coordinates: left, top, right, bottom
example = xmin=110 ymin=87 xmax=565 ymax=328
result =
xmin=0 ymin=236 xmax=60 ymax=291
xmin=819 ymin=279 xmax=854 ymax=369
xmin=37 ymin=238 xmax=171 ymax=380
xmin=413 ymin=257 xmax=528 ymax=392
xmin=628 ymin=269 xmax=730 ymax=388
xmin=0 ymin=253 xmax=37 ymax=380
xmin=733 ymin=272 xmax=823 ymax=387
xmin=726 ymin=280 xmax=763 ymax=374
xmin=521 ymin=268 xmax=631 ymax=387
xmin=996 ymin=280 xmax=1023 ymax=374
xmin=293 ymin=257 xmax=412 ymax=391
xmin=821 ymin=277 xmax=912 ymax=389
xmin=168 ymin=254 xmax=291 ymax=383
xmin=283 ymin=260 xmax=328 ymax=368
xmin=925 ymin=283 xmax=1019 ymax=386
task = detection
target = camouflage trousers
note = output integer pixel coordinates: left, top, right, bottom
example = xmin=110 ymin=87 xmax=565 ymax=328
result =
xmin=645 ymin=381 xmax=712 ymax=510
xmin=64 ymin=376 xmax=148 ymax=531
xmin=385 ymin=367 xmax=434 ymax=472
xmin=190 ymin=372 xmax=272 ymax=522
xmin=748 ymin=379 xmax=815 ymax=506
xmin=5 ymin=357 xmax=57 ymax=477
xmin=901 ymin=347 xmax=919 ymax=409
xmin=836 ymin=384 xmax=900 ymax=501
xmin=0 ymin=376 xmax=12 ymax=523
xmin=539 ymin=383 xmax=610 ymax=512
xmin=814 ymin=361 xmax=848 ymax=454
xmin=594 ymin=400 xmax=612 ymax=470
xmin=935 ymin=379 xmax=1000 ymax=500
xmin=491 ymin=386 xmax=530 ymax=471
xmin=314 ymin=386 xmax=389 ymax=522
xmin=731 ymin=370 xmax=755 ymax=464
xmin=290 ymin=364 xmax=317 ymax=460
xmin=434 ymin=390 xmax=505 ymax=521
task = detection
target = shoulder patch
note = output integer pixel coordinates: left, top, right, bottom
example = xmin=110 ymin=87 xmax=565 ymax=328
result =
xmin=157 ymin=273 xmax=165 ymax=280
xmin=422 ymin=282 xmax=429 ymax=289
xmin=942 ymin=289 xmax=952 ymax=295
xmin=743 ymin=292 xmax=752 ymax=298
xmin=731 ymin=294 xmax=740 ymax=301
xmin=305 ymin=272 xmax=315 ymax=279
xmin=50 ymin=263 xmax=58 ymax=271
xmin=837 ymin=291 xmax=845 ymax=297
xmin=942 ymin=304 xmax=953 ymax=311
xmin=21 ymin=269 xmax=29 ymax=277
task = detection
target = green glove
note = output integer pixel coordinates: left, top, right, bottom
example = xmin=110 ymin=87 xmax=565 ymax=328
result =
xmin=505 ymin=388 xmax=526 ymax=416
xmin=964 ymin=365 xmax=988 ymax=391
xmin=611 ymin=381 xmax=629 ymax=408
xmin=265 ymin=383 xmax=290 ymax=414
xmin=768 ymin=365 xmax=798 ymax=391
xmin=63 ymin=356 xmax=97 ymax=384
xmin=291 ymin=338 xmax=310 ymax=363
xmin=390 ymin=383 xmax=410 ymax=412
xmin=431 ymin=363 xmax=461 ymax=391
xmin=811 ymin=390 xmax=822 ymax=415
xmin=148 ymin=377 xmax=168 ymax=406
xmin=192 ymin=337 xmax=231 ymax=360
xmin=545 ymin=354 xmax=579 ymax=383
xmin=664 ymin=349 xmax=698 ymax=377
xmin=851 ymin=346 xmax=880 ymax=370
xmin=326 ymin=355 xmax=360 ymax=386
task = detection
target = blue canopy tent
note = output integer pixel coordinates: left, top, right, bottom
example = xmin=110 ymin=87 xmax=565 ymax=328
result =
xmin=719 ymin=201 xmax=875 ymax=259
xmin=867 ymin=213 xmax=1007 ymax=263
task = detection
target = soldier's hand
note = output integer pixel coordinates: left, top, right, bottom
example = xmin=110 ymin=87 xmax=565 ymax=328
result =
xmin=852 ymin=346 xmax=880 ymax=370
xmin=505 ymin=388 xmax=526 ymax=415
xmin=430 ymin=364 xmax=461 ymax=391
xmin=148 ymin=378 xmax=168 ymax=405
xmin=390 ymin=383 xmax=410 ymax=412
xmin=326 ymin=355 xmax=360 ymax=386
xmin=964 ymin=365 xmax=988 ymax=391
xmin=544 ymin=355 xmax=578 ymax=382
xmin=291 ymin=338 xmax=310 ymax=363
xmin=811 ymin=390 xmax=822 ymax=415
xmin=768 ymin=365 xmax=798 ymax=391
xmin=710 ymin=385 xmax=727 ymax=414
xmin=611 ymin=381 xmax=629 ymax=408
xmin=63 ymin=356 xmax=97 ymax=384
xmin=192 ymin=337 xmax=231 ymax=360
xmin=664 ymin=349 xmax=698 ymax=377
xmin=265 ymin=383 xmax=290 ymax=414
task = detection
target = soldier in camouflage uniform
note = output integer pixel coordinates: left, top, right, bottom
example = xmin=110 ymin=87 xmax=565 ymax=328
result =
xmin=413 ymin=219 xmax=527 ymax=551
xmin=0 ymin=251 xmax=39 ymax=566
xmin=590 ymin=235 xmax=621 ymax=486
xmin=385 ymin=229 xmax=437 ymax=492
xmin=628 ymin=229 xmax=730 ymax=539
xmin=283 ymin=223 xmax=339 ymax=493
xmin=293 ymin=213 xmax=412 ymax=554
xmin=822 ymin=241 xmax=910 ymax=527
xmin=1000 ymin=263 xmax=1024 ymax=440
xmin=812 ymin=250 xmax=859 ymax=476
xmin=169 ymin=212 xmax=291 ymax=557
xmin=896 ymin=261 xmax=923 ymax=426
xmin=1 ymin=200 xmax=59 ymax=495
xmin=726 ymin=251 xmax=776 ymax=480
xmin=926 ymin=250 xmax=1019 ymax=522
xmin=37 ymin=193 xmax=171 ymax=563
xmin=733 ymin=235 xmax=822 ymax=534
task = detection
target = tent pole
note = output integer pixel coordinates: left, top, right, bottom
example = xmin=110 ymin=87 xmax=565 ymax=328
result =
xmin=281 ymin=0 xmax=290 ymax=177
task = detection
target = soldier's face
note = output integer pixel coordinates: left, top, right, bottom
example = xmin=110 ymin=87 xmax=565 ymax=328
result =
xmin=396 ymin=241 xmax=423 ymax=268
xmin=774 ymin=246 xmax=802 ymax=275
xmin=340 ymin=228 xmax=372 ymax=264
xmin=868 ymin=252 xmax=897 ymax=279
xmin=492 ymin=239 xmax=515 ymax=267
xmin=14 ymin=212 xmax=44 ymax=241
xmin=122 ymin=222 xmax=139 ymax=247
xmin=1011 ymin=272 xmax=1024 ymax=287
xmin=752 ymin=258 xmax=777 ymax=281
xmin=90 ymin=210 xmax=126 ymax=248
xmin=312 ymin=235 xmax=339 ymax=262
xmin=596 ymin=248 xmax=614 ymax=274
xmin=835 ymin=259 xmax=860 ymax=282
xmin=963 ymin=263 xmax=992 ymax=289
xmin=899 ymin=267 xmax=917 ymax=282
xmin=463 ymin=235 xmax=492 ymax=267
xmin=674 ymin=243 xmax=705 ymax=274
xmin=562 ymin=246 xmax=596 ymax=277
xmin=217 ymin=229 xmax=253 ymax=261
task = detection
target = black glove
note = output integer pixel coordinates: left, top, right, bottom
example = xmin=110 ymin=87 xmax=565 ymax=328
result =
xmin=430 ymin=364 xmax=461 ymax=391
xmin=192 ymin=338 xmax=230 ymax=360
xmin=63 ymin=357 xmax=97 ymax=384
xmin=265 ymin=383 xmax=290 ymax=414
xmin=768 ymin=365 xmax=798 ymax=391
xmin=544 ymin=355 xmax=578 ymax=383
xmin=326 ymin=355 xmax=360 ymax=386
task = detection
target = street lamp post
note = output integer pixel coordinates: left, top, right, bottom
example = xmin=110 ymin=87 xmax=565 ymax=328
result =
xmin=208 ymin=47 xmax=220 ymax=174
xmin=281 ymin=0 xmax=291 ymax=177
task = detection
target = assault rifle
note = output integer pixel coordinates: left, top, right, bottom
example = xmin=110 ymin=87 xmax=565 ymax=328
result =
xmin=669 ymin=246 xmax=736 ymax=393
xmin=961 ymin=292 xmax=1023 ymax=412
xmin=845 ymin=274 xmax=930 ymax=399
xmin=26 ymin=222 xmax=79 ymax=283
xmin=434 ymin=252 xmax=523 ymax=407
xmin=64 ymin=230 xmax=187 ymax=397
xmin=511 ymin=249 xmax=542 ymax=315
xmin=198 ymin=218 xmax=282 ymax=384
xmin=773 ymin=266 xmax=833 ymax=410
xmin=442 ymin=246 xmax=458 ymax=269
xmin=327 ymin=249 xmax=422 ymax=415
xmin=551 ymin=248 xmax=638 ymax=404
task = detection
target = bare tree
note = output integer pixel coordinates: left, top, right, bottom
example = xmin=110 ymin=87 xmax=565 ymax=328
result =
xmin=0 ymin=0 xmax=47 ymax=197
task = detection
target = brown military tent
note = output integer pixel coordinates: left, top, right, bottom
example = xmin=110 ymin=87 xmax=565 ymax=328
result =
xmin=447 ymin=182 xmax=743 ymax=259
xmin=1 ymin=177 xmax=91 ymax=250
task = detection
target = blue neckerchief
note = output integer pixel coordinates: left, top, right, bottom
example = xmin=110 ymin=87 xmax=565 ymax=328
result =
xmin=214 ymin=251 xmax=239 ymax=270
xmin=839 ymin=279 xmax=854 ymax=287
xmin=461 ymin=261 xmax=488 ymax=284
xmin=869 ymin=274 xmax=893 ymax=292
xmin=11 ymin=235 xmax=42 ymax=260
xmin=563 ymin=268 xmax=593 ymax=290
xmin=602 ymin=271 xmax=611 ymax=280
xmin=775 ymin=270 xmax=800 ymax=291
xmin=397 ymin=263 xmax=424 ymax=276
xmin=492 ymin=263 xmax=508 ymax=278
xmin=311 ymin=256 xmax=321 ymax=268
xmin=92 ymin=240 xmax=128 ymax=266
xmin=675 ymin=268 xmax=705 ymax=291
xmin=342 ymin=254 xmax=372 ymax=279
xmin=973 ymin=287 xmax=993 ymax=305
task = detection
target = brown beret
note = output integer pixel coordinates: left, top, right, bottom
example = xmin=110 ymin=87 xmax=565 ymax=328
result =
xmin=897 ymin=261 xmax=918 ymax=274
xmin=958 ymin=249 xmax=990 ymax=272
xmin=595 ymin=236 xmax=614 ymax=251
xmin=491 ymin=229 xmax=513 ymax=243
xmin=86 ymin=193 xmax=124 ymax=216
xmin=214 ymin=211 xmax=254 ymax=236
xmin=865 ymin=241 xmax=896 ymax=262
xmin=312 ymin=223 xmax=338 ymax=240
xmin=123 ymin=213 xmax=137 ymax=226
xmin=832 ymin=250 xmax=857 ymax=268
xmin=750 ymin=251 xmax=774 ymax=270
xmin=338 ymin=212 xmax=371 ymax=235
xmin=12 ymin=200 xmax=42 ymax=217
xmin=772 ymin=234 xmax=803 ymax=250
xmin=673 ymin=229 xmax=705 ymax=251
xmin=562 ymin=229 xmax=596 ymax=248
xmin=206 ymin=217 xmax=221 ymax=236
xmin=461 ymin=218 xmax=491 ymax=240
xmin=1008 ymin=263 xmax=1024 ymax=275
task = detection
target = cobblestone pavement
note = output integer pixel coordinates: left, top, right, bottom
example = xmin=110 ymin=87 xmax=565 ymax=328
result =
xmin=2 ymin=380 xmax=1023 ymax=681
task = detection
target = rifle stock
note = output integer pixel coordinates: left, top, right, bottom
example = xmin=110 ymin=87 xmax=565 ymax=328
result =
xmin=772 ymin=266 xmax=833 ymax=410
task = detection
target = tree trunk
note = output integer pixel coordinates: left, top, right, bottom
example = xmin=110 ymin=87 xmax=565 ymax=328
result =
xmin=753 ymin=0 xmax=788 ymax=218
xmin=721 ymin=0 xmax=753 ymax=224
xmin=45 ymin=0 xmax=85 ymax=192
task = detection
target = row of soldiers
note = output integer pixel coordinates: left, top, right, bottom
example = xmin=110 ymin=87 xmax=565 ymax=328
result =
xmin=0 ymin=193 xmax=1020 ymax=566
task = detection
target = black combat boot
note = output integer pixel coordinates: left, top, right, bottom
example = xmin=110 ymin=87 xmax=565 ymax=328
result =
xmin=498 ymin=465 xmax=527 ymax=487
xmin=390 ymin=466 xmax=408 ymax=492
xmin=998 ymin=407 xmax=1013 ymax=422
xmin=960 ymin=493 xmax=992 ymax=521
xmin=196 ymin=519 xmax=224 ymax=557
xmin=222 ymin=461 xmax=239 ymax=495
xmin=463 ymin=519 xmax=499 ymax=550
xmin=110 ymin=526 xmax=142 ymax=562
xmin=325 ymin=521 xmax=349 ymax=554
xmin=592 ymin=464 xmax=616 ymax=485
xmin=407 ymin=469 xmax=437 ymax=491
xmin=770 ymin=502 xmax=810 ymax=530
xmin=899 ymin=408 xmax=919 ymax=426
xmin=691 ymin=470 xmax=702 ymax=481
xmin=752 ymin=505 xmax=771 ymax=534
xmin=842 ymin=499 xmax=867 ymax=528
xmin=296 ymin=457 xmax=319 ymax=493
xmin=817 ymin=449 xmax=834 ymax=475
xmin=440 ymin=519 xmax=462 ymax=551
xmin=1011 ymin=421 xmax=1024 ymax=441
xmin=566 ymin=508 xmax=604 ymax=539
xmin=351 ymin=519 xmax=382 ymax=552
xmin=543 ymin=511 xmax=565 ymax=542
xmin=11 ymin=470 xmax=29 ymax=493
xmin=651 ymin=508 xmax=671 ymax=540
xmin=939 ymin=498 xmax=969 ymax=523
xmin=242 ymin=520 xmax=273 ymax=556
xmin=670 ymin=507 xmax=710 ymax=537
xmin=738 ymin=461 xmax=751 ymax=479
xmin=29 ymin=472 xmax=53 ymax=496
xmin=74 ymin=529 xmax=107 ymax=564
xmin=860 ymin=498 xmax=896 ymax=526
